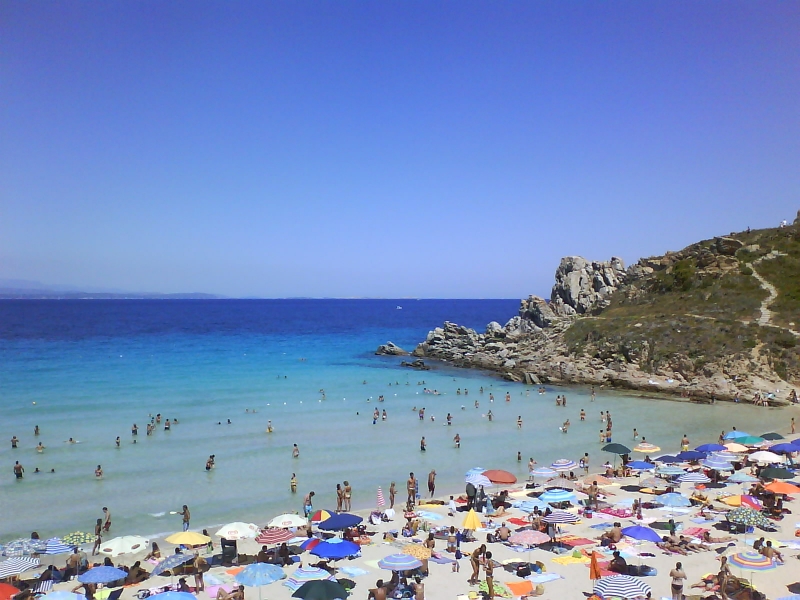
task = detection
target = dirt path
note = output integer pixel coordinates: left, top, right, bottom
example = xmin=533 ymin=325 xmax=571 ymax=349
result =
xmin=750 ymin=251 xmax=800 ymax=336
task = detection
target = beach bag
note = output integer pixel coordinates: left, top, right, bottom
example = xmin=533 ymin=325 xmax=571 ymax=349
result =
xmin=516 ymin=564 xmax=531 ymax=577
xmin=455 ymin=549 xmax=463 ymax=559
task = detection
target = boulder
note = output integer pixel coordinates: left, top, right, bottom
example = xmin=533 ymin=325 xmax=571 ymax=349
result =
xmin=550 ymin=256 xmax=626 ymax=315
xmin=375 ymin=342 xmax=409 ymax=356
xmin=518 ymin=295 xmax=558 ymax=328
xmin=400 ymin=359 xmax=430 ymax=370
xmin=485 ymin=321 xmax=505 ymax=337
xmin=714 ymin=236 xmax=743 ymax=256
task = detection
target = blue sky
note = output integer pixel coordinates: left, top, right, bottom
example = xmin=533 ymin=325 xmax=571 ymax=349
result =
xmin=1 ymin=2 xmax=798 ymax=298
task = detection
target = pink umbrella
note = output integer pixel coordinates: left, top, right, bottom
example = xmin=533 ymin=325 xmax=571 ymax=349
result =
xmin=255 ymin=528 xmax=294 ymax=545
xmin=377 ymin=487 xmax=386 ymax=508
xmin=509 ymin=530 xmax=549 ymax=546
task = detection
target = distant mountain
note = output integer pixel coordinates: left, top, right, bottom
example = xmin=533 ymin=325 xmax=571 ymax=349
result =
xmin=0 ymin=279 xmax=222 ymax=299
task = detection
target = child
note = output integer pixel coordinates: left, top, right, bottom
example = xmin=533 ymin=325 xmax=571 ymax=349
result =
xmin=448 ymin=495 xmax=457 ymax=517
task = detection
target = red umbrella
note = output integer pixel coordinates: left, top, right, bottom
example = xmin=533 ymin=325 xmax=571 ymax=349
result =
xmin=0 ymin=584 xmax=20 ymax=600
xmin=255 ymin=528 xmax=294 ymax=545
xmin=481 ymin=469 xmax=517 ymax=484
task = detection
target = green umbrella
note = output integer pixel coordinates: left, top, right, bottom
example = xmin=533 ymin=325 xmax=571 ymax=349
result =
xmin=737 ymin=436 xmax=765 ymax=445
xmin=760 ymin=432 xmax=784 ymax=441
xmin=603 ymin=443 xmax=632 ymax=455
xmin=726 ymin=507 xmax=772 ymax=529
xmin=292 ymin=580 xmax=349 ymax=600
xmin=760 ymin=467 xmax=795 ymax=480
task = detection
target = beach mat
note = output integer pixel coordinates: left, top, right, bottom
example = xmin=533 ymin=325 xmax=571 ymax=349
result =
xmin=508 ymin=518 xmax=529 ymax=527
xmin=560 ymin=537 xmax=596 ymax=547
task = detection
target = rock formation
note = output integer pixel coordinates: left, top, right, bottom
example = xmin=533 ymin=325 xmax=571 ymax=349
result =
xmin=375 ymin=342 xmax=409 ymax=356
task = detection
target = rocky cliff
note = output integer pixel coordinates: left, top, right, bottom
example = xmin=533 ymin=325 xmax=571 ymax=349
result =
xmin=411 ymin=221 xmax=800 ymax=404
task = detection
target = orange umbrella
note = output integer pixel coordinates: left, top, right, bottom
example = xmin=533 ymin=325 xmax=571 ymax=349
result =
xmin=589 ymin=551 xmax=602 ymax=581
xmin=482 ymin=469 xmax=517 ymax=484
xmin=0 ymin=584 xmax=20 ymax=600
xmin=764 ymin=481 xmax=800 ymax=495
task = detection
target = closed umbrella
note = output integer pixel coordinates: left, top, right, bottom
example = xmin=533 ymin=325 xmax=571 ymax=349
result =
xmin=215 ymin=522 xmax=258 ymax=540
xmin=376 ymin=487 xmax=385 ymax=508
xmin=291 ymin=579 xmax=348 ymax=600
xmin=593 ymin=575 xmax=651 ymax=599
xmin=77 ymin=566 xmax=127 ymax=584
xmin=481 ymin=469 xmax=516 ymax=484
xmin=378 ymin=554 xmax=422 ymax=571
xmin=99 ymin=536 xmax=149 ymax=557
xmin=283 ymin=567 xmax=337 ymax=591
xmin=255 ymin=528 xmax=294 ymax=545
xmin=461 ymin=509 xmax=481 ymax=530
xmin=0 ymin=557 xmax=40 ymax=579
xmin=267 ymin=514 xmax=308 ymax=529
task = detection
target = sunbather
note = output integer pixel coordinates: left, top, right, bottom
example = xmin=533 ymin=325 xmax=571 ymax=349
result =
xmin=216 ymin=585 xmax=244 ymax=600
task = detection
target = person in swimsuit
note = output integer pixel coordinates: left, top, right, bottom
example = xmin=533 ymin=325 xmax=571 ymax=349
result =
xmin=407 ymin=473 xmax=416 ymax=506
xmin=454 ymin=433 xmax=461 ymax=448
xmin=290 ymin=473 xmax=297 ymax=493
xmin=36 ymin=443 xmax=45 ymax=453
xmin=484 ymin=550 xmax=494 ymax=598
xmin=292 ymin=444 xmax=300 ymax=458
xmin=95 ymin=465 xmax=103 ymax=478
xmin=389 ymin=481 xmax=396 ymax=508
xmin=343 ymin=481 xmax=352 ymax=512
xmin=180 ymin=505 xmax=190 ymax=531
xmin=102 ymin=507 xmax=111 ymax=532
xmin=427 ymin=470 xmax=435 ymax=497
xmin=92 ymin=518 xmax=102 ymax=555
xmin=420 ymin=437 xmax=426 ymax=452
xmin=336 ymin=484 xmax=343 ymax=512
xmin=469 ymin=544 xmax=485 ymax=585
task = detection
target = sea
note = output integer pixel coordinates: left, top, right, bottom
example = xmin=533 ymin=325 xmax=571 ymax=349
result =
xmin=0 ymin=299 xmax=791 ymax=542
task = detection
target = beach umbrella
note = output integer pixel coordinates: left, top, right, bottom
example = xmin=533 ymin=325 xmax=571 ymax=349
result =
xmin=633 ymin=442 xmax=660 ymax=453
xmin=551 ymin=459 xmax=577 ymax=471
xmin=465 ymin=473 xmax=493 ymax=487
xmin=589 ymin=551 xmax=602 ymax=583
xmin=627 ymin=461 xmax=656 ymax=471
xmin=727 ymin=507 xmax=773 ymax=529
xmin=0 ymin=539 xmax=39 ymax=560
xmin=676 ymin=450 xmax=705 ymax=461
xmin=151 ymin=553 xmax=193 ymax=576
xmin=728 ymin=550 xmax=777 ymax=571
xmin=461 ymin=509 xmax=481 ymax=530
xmin=309 ymin=539 xmax=360 ymax=561
xmin=545 ymin=478 xmax=581 ymax=491
xmin=761 ymin=467 xmax=795 ymax=480
xmin=703 ymin=459 xmax=733 ymax=471
xmin=621 ymin=525 xmax=662 ymax=543
xmin=291 ymin=579 xmax=348 ymax=600
xmin=748 ymin=451 xmax=783 ymax=463
xmin=482 ymin=469 xmax=516 ymax=484
xmin=0 ymin=557 xmax=40 ymax=579
xmin=727 ymin=472 xmax=759 ymax=483
xmin=283 ymin=567 xmax=337 ymax=591
xmin=659 ymin=493 xmax=690 ymax=508
xmin=583 ymin=475 xmax=613 ymax=486
xmin=542 ymin=510 xmax=578 ymax=524
xmin=738 ymin=436 xmax=765 ymax=445
xmin=61 ymin=532 xmax=94 ymax=546
xmin=516 ymin=499 xmax=549 ymax=512
xmin=654 ymin=455 xmax=680 ymax=464
xmin=678 ymin=472 xmax=711 ymax=484
xmin=538 ymin=489 xmax=577 ymax=504
xmin=151 ymin=593 xmax=195 ymax=600
xmin=639 ymin=477 xmax=663 ymax=488
xmin=656 ymin=466 xmax=685 ymax=476
xmin=509 ymin=530 xmax=550 ymax=546
xmin=724 ymin=431 xmax=750 ymax=440
xmin=44 ymin=538 xmax=73 ymax=555
xmin=465 ymin=467 xmax=485 ymax=477
xmin=593 ymin=575 xmax=651 ymax=599
xmin=724 ymin=442 xmax=748 ymax=453
xmin=710 ymin=451 xmax=738 ymax=462
xmin=255 ymin=528 xmax=295 ymax=545
xmin=530 ymin=467 xmax=557 ymax=479
xmin=77 ymin=566 xmax=127 ymax=584
xmin=164 ymin=531 xmax=210 ymax=546
xmin=764 ymin=481 xmax=800 ymax=494
xmin=99 ymin=535 xmax=149 ymax=557
xmin=769 ymin=443 xmax=798 ymax=455
xmin=0 ymin=584 xmax=20 ymax=600
xmin=268 ymin=514 xmax=308 ymax=529
xmin=696 ymin=443 xmax=726 ymax=452
xmin=235 ymin=562 xmax=286 ymax=599
xmin=602 ymin=443 xmax=631 ymax=455
xmin=376 ymin=487 xmax=385 ymax=508
xmin=299 ymin=538 xmax=322 ymax=552
xmin=310 ymin=510 xmax=333 ymax=524
xmin=760 ymin=432 xmax=784 ymax=440
xmin=402 ymin=544 xmax=431 ymax=560
xmin=215 ymin=522 xmax=258 ymax=539
xmin=318 ymin=513 xmax=363 ymax=531
xmin=377 ymin=554 xmax=422 ymax=571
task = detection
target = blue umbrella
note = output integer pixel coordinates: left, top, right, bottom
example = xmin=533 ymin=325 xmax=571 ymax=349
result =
xmin=235 ymin=563 xmax=286 ymax=587
xmin=309 ymin=540 xmax=360 ymax=560
xmin=465 ymin=467 xmax=485 ymax=477
xmin=151 ymin=553 xmax=193 ymax=577
xmin=538 ymin=489 xmax=577 ymax=504
xmin=678 ymin=472 xmax=711 ymax=483
xmin=627 ymin=461 xmax=656 ymax=470
xmin=728 ymin=472 xmax=759 ymax=483
xmin=516 ymin=499 xmax=549 ymax=512
xmin=696 ymin=444 xmax=726 ymax=452
xmin=317 ymin=513 xmax=363 ymax=531
xmin=2 ymin=539 xmax=47 ymax=557
xmin=654 ymin=455 xmax=680 ymax=464
xmin=770 ymin=443 xmax=798 ymax=454
xmin=724 ymin=431 xmax=750 ymax=440
xmin=44 ymin=538 xmax=73 ymax=555
xmin=621 ymin=525 xmax=662 ymax=543
xmin=45 ymin=592 xmax=86 ymax=600
xmin=703 ymin=459 xmax=733 ymax=471
xmin=659 ymin=493 xmax=691 ymax=507
xmin=657 ymin=466 xmax=685 ymax=476
xmin=77 ymin=566 xmax=127 ymax=584
xmin=676 ymin=450 xmax=706 ymax=461
xmin=377 ymin=553 xmax=423 ymax=571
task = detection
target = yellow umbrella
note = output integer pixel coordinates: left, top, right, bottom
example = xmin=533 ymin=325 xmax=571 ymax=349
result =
xmin=633 ymin=442 xmax=661 ymax=453
xmin=461 ymin=509 xmax=481 ymax=530
xmin=720 ymin=496 xmax=742 ymax=507
xmin=724 ymin=443 xmax=748 ymax=453
xmin=165 ymin=531 xmax=211 ymax=545
xmin=403 ymin=544 xmax=432 ymax=559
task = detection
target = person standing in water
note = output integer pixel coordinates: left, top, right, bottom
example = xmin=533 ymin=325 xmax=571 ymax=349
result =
xmin=428 ymin=470 xmax=436 ymax=497
xmin=95 ymin=465 xmax=103 ymax=478
xmin=290 ymin=473 xmax=297 ymax=493
xmin=420 ymin=437 xmax=426 ymax=452
xmin=407 ymin=473 xmax=416 ymax=506
xmin=179 ymin=505 xmax=190 ymax=531
xmin=292 ymin=444 xmax=299 ymax=458
xmin=102 ymin=507 xmax=111 ymax=532
xmin=389 ymin=481 xmax=396 ymax=508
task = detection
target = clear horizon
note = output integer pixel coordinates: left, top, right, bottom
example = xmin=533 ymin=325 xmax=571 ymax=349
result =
xmin=2 ymin=2 xmax=798 ymax=298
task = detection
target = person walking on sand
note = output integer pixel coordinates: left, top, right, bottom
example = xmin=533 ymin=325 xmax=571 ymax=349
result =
xmin=407 ymin=473 xmax=416 ymax=506
xmin=389 ymin=481 xmax=396 ymax=508
xmin=92 ymin=519 xmax=102 ymax=555
xmin=484 ymin=550 xmax=495 ymax=598
xmin=179 ymin=505 xmax=190 ymax=531
xmin=670 ymin=561 xmax=686 ymax=600
xmin=193 ymin=552 xmax=207 ymax=592
xmin=792 ymin=417 xmax=796 ymax=435
xmin=102 ymin=507 xmax=111 ymax=532
xmin=428 ymin=470 xmax=436 ymax=497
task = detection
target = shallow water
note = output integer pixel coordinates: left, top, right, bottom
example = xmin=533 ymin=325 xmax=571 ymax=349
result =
xmin=0 ymin=300 xmax=792 ymax=541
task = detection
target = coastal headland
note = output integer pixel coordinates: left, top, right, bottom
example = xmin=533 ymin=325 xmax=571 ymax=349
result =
xmin=400 ymin=213 xmax=800 ymax=404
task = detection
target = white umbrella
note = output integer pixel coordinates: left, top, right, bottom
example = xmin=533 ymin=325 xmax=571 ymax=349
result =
xmin=99 ymin=536 xmax=150 ymax=557
xmin=748 ymin=451 xmax=783 ymax=463
xmin=215 ymin=522 xmax=258 ymax=539
xmin=266 ymin=513 xmax=307 ymax=528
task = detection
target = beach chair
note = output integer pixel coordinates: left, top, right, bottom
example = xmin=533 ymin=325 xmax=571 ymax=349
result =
xmin=220 ymin=538 xmax=237 ymax=566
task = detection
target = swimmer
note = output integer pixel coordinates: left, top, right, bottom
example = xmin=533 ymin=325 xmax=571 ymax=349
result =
xmin=292 ymin=444 xmax=300 ymax=458
xmin=454 ymin=433 xmax=460 ymax=448
xmin=420 ymin=436 xmax=426 ymax=452
xmin=267 ymin=420 xmax=273 ymax=433
xmin=517 ymin=416 xmax=522 ymax=429
xmin=95 ymin=465 xmax=103 ymax=478
xmin=487 ymin=410 xmax=493 ymax=422
xmin=290 ymin=473 xmax=297 ymax=493
xmin=580 ymin=409 xmax=586 ymax=421
xmin=36 ymin=442 xmax=45 ymax=453
xmin=115 ymin=436 xmax=120 ymax=447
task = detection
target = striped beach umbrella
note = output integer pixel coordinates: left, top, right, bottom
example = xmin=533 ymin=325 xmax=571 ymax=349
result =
xmin=516 ymin=499 xmax=549 ymax=512
xmin=376 ymin=487 xmax=385 ymax=508
xmin=678 ymin=472 xmax=711 ymax=484
xmin=727 ymin=472 xmax=759 ymax=483
xmin=151 ymin=553 xmax=192 ymax=576
xmin=703 ymin=459 xmax=733 ymax=471
xmin=45 ymin=591 xmax=86 ymax=600
xmin=377 ymin=553 xmax=423 ymax=571
xmin=593 ymin=575 xmax=651 ymax=599
xmin=633 ymin=442 xmax=661 ymax=453
xmin=509 ymin=530 xmax=549 ymax=546
xmin=639 ymin=477 xmax=663 ymax=488
xmin=539 ymin=489 xmax=577 ymax=504
xmin=728 ymin=551 xmax=777 ymax=571
xmin=0 ymin=557 xmax=40 ymax=579
xmin=2 ymin=539 xmax=46 ymax=557
xmin=282 ymin=567 xmax=337 ymax=591
xmin=465 ymin=473 xmax=493 ymax=487
xmin=32 ymin=581 xmax=53 ymax=595
xmin=299 ymin=538 xmax=321 ymax=552
xmin=530 ymin=467 xmax=557 ymax=479
xmin=255 ymin=528 xmax=294 ymax=545
xmin=656 ymin=465 xmax=685 ymax=476
xmin=44 ymin=538 xmax=73 ymax=555
xmin=550 ymin=459 xmax=577 ymax=471
xmin=542 ymin=510 xmax=578 ymax=524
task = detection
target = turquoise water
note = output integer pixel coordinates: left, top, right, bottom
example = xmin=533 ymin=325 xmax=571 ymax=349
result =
xmin=0 ymin=300 xmax=792 ymax=541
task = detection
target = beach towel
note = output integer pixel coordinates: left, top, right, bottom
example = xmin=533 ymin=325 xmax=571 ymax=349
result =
xmin=599 ymin=507 xmax=632 ymax=518
xmin=552 ymin=554 xmax=590 ymax=565
xmin=560 ymin=536 xmax=596 ymax=547
xmin=505 ymin=580 xmax=533 ymax=596
xmin=682 ymin=527 xmax=708 ymax=537
xmin=528 ymin=573 xmax=562 ymax=584
xmin=416 ymin=510 xmax=444 ymax=521
xmin=508 ymin=518 xmax=529 ymax=527
xmin=429 ymin=555 xmax=455 ymax=564
xmin=478 ymin=580 xmax=512 ymax=597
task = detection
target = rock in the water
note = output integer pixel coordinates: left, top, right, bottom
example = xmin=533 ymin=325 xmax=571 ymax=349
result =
xmin=400 ymin=359 xmax=430 ymax=370
xmin=375 ymin=342 xmax=409 ymax=356
xmin=714 ymin=236 xmax=744 ymax=256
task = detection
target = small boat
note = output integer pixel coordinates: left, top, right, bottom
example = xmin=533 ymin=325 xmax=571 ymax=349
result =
xmin=396 ymin=306 xmax=402 ymax=310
